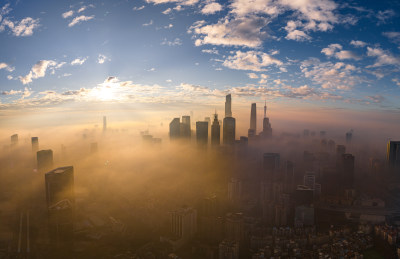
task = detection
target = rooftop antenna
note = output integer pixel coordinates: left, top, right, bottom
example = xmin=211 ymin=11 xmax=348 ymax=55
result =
xmin=264 ymin=100 xmax=267 ymax=118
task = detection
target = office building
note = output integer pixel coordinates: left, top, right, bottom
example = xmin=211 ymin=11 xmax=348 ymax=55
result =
xmin=228 ymin=179 xmax=242 ymax=204
xmin=261 ymin=102 xmax=272 ymax=138
xmin=169 ymin=118 xmax=181 ymax=140
xmin=249 ymin=103 xmax=256 ymax=133
xmin=48 ymin=199 xmax=74 ymax=249
xmin=11 ymin=134 xmax=18 ymax=146
xmin=303 ymin=172 xmax=316 ymax=190
xmin=219 ymin=240 xmax=239 ymax=259
xmin=387 ymin=141 xmax=400 ymax=170
xmin=45 ymin=166 xmax=75 ymax=208
xmin=37 ymin=149 xmax=54 ymax=172
xmin=196 ymin=121 xmax=208 ymax=147
xmin=32 ymin=137 xmax=39 ymax=153
xmin=263 ymin=153 xmax=280 ymax=181
xmin=223 ymin=117 xmax=236 ymax=145
xmin=181 ymin=115 xmax=191 ymax=139
xmin=341 ymin=153 xmax=355 ymax=189
xmin=211 ymin=113 xmax=220 ymax=146
xmin=295 ymin=185 xmax=314 ymax=206
xmin=170 ymin=206 xmax=197 ymax=240
xmin=225 ymin=94 xmax=232 ymax=117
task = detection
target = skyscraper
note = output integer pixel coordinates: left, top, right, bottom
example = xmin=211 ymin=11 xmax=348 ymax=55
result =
xmin=169 ymin=118 xmax=181 ymax=140
xmin=387 ymin=141 xmax=400 ymax=170
xmin=223 ymin=117 xmax=235 ymax=145
xmin=181 ymin=115 xmax=191 ymax=139
xmin=263 ymin=153 xmax=280 ymax=181
xmin=37 ymin=149 xmax=54 ymax=172
xmin=196 ymin=121 xmax=208 ymax=147
xmin=211 ymin=113 xmax=220 ymax=146
xmin=170 ymin=206 xmax=197 ymax=240
xmin=45 ymin=166 xmax=75 ymax=208
xmin=261 ymin=102 xmax=272 ymax=138
xmin=341 ymin=154 xmax=355 ymax=189
xmin=32 ymin=137 xmax=39 ymax=153
xmin=11 ymin=134 xmax=18 ymax=146
xmin=346 ymin=130 xmax=353 ymax=144
xmin=225 ymin=94 xmax=232 ymax=118
xmin=250 ymin=103 xmax=256 ymax=131
xmin=103 ymin=116 xmax=107 ymax=132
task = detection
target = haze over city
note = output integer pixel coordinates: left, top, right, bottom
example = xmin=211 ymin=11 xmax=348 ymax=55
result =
xmin=0 ymin=0 xmax=400 ymax=258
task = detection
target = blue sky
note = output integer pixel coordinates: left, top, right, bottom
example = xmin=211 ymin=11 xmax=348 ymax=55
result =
xmin=0 ymin=0 xmax=400 ymax=113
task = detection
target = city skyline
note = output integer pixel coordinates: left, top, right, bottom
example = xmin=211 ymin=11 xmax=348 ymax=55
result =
xmin=0 ymin=0 xmax=399 ymax=134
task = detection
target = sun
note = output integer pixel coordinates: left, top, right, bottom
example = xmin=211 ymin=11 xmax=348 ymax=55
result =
xmin=96 ymin=86 xmax=116 ymax=101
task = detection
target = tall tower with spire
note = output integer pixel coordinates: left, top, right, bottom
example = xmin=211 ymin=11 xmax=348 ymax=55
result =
xmin=261 ymin=101 xmax=272 ymax=138
xmin=248 ymin=103 xmax=257 ymax=137
xmin=225 ymin=94 xmax=232 ymax=118
xmin=211 ymin=111 xmax=220 ymax=146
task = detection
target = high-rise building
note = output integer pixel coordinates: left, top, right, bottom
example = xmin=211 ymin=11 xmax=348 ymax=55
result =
xmin=346 ymin=130 xmax=353 ymax=144
xmin=336 ymin=145 xmax=346 ymax=165
xmin=48 ymin=199 xmax=74 ymax=249
xmin=196 ymin=121 xmax=208 ymax=147
xmin=249 ymin=103 xmax=257 ymax=132
xmin=261 ymin=102 xmax=272 ymax=138
xmin=211 ymin=113 xmax=220 ymax=146
xmin=32 ymin=137 xmax=39 ymax=153
xmin=223 ymin=117 xmax=236 ymax=145
xmin=387 ymin=141 xmax=400 ymax=170
xmin=180 ymin=115 xmax=191 ymax=139
xmin=341 ymin=153 xmax=355 ymax=189
xmin=170 ymin=206 xmax=197 ymax=240
xmin=225 ymin=94 xmax=232 ymax=118
xmin=169 ymin=118 xmax=181 ymax=140
xmin=303 ymin=172 xmax=316 ymax=190
xmin=37 ymin=149 xmax=54 ymax=172
xmin=103 ymin=116 xmax=107 ymax=132
xmin=11 ymin=134 xmax=18 ymax=146
xmin=228 ymin=178 xmax=242 ymax=204
xmin=263 ymin=153 xmax=280 ymax=180
xmin=219 ymin=240 xmax=239 ymax=259
xmin=45 ymin=166 xmax=75 ymax=208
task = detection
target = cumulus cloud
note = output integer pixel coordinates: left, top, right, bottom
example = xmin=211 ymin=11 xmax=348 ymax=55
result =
xmin=321 ymin=43 xmax=360 ymax=60
xmin=71 ymin=57 xmax=88 ymax=65
xmin=350 ymin=40 xmax=366 ymax=47
xmin=222 ymin=50 xmax=283 ymax=71
xmin=146 ymin=0 xmax=199 ymax=5
xmin=284 ymin=20 xmax=310 ymax=41
xmin=1 ymin=17 xmax=40 ymax=36
xmin=367 ymin=47 xmax=400 ymax=67
xmin=133 ymin=5 xmax=145 ymax=11
xmin=0 ymin=62 xmax=14 ymax=72
xmin=248 ymin=73 xmax=258 ymax=79
xmin=201 ymin=2 xmax=223 ymax=15
xmin=202 ymin=48 xmax=219 ymax=55
xmin=161 ymin=38 xmax=182 ymax=46
xmin=62 ymin=10 xmax=74 ymax=18
xmin=97 ymin=54 xmax=110 ymax=64
xmin=19 ymin=60 xmax=57 ymax=84
xmin=68 ymin=15 xmax=94 ymax=27
xmin=383 ymin=31 xmax=400 ymax=44
xmin=189 ymin=16 xmax=268 ymax=48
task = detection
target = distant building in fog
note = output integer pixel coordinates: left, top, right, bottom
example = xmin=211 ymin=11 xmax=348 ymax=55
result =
xmin=340 ymin=153 xmax=355 ymax=189
xmin=11 ymin=134 xmax=18 ymax=146
xmin=170 ymin=206 xmax=197 ymax=240
xmin=225 ymin=94 xmax=232 ymax=118
xmin=387 ymin=141 xmax=400 ymax=170
xmin=223 ymin=117 xmax=236 ymax=145
xmin=260 ymin=101 xmax=272 ymax=138
xmin=169 ymin=118 xmax=181 ymax=140
xmin=103 ymin=116 xmax=107 ymax=132
xmin=219 ymin=240 xmax=239 ymax=259
xmin=211 ymin=113 xmax=220 ymax=146
xmin=196 ymin=121 xmax=208 ymax=147
xmin=32 ymin=137 xmax=39 ymax=152
xmin=45 ymin=166 xmax=75 ymax=208
xmin=248 ymin=103 xmax=257 ymax=138
xmin=181 ymin=115 xmax=191 ymax=139
xmin=263 ymin=153 xmax=280 ymax=180
xmin=37 ymin=149 xmax=54 ymax=172
xmin=346 ymin=130 xmax=353 ymax=144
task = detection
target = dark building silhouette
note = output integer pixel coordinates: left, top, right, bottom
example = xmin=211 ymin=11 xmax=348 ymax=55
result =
xmin=169 ymin=118 xmax=181 ymax=140
xmin=336 ymin=145 xmax=346 ymax=166
xmin=32 ymin=137 xmax=39 ymax=152
xmin=196 ymin=121 xmax=208 ymax=147
xmin=295 ymin=185 xmax=314 ymax=206
xmin=37 ymin=149 xmax=54 ymax=172
xmin=45 ymin=166 xmax=75 ymax=208
xmin=263 ymin=153 xmax=280 ymax=181
xmin=181 ymin=115 xmax=191 ymax=139
xmin=387 ymin=141 xmax=400 ymax=170
xmin=340 ymin=154 xmax=355 ymax=189
xmin=346 ymin=130 xmax=353 ymax=144
xmin=11 ymin=134 xmax=18 ymax=146
xmin=260 ymin=102 xmax=272 ymax=138
xmin=223 ymin=117 xmax=236 ymax=145
xmin=225 ymin=94 xmax=232 ymax=118
xmin=248 ymin=103 xmax=256 ymax=138
xmin=211 ymin=113 xmax=220 ymax=146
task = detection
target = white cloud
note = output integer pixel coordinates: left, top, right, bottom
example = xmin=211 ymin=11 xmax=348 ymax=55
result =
xmin=161 ymin=38 xmax=182 ymax=46
xmin=1 ymin=17 xmax=40 ymax=36
xmin=68 ymin=15 xmax=94 ymax=27
xmin=321 ymin=43 xmax=360 ymax=60
xmin=383 ymin=31 xmax=400 ymax=44
xmin=7 ymin=75 xmax=13 ymax=80
xmin=284 ymin=21 xmax=311 ymax=41
xmin=62 ymin=10 xmax=74 ymax=18
xmin=247 ymin=73 xmax=258 ymax=79
xmin=162 ymin=8 xmax=172 ymax=14
xmin=166 ymin=79 xmax=172 ymax=83
xmin=19 ymin=60 xmax=57 ymax=84
xmin=146 ymin=0 xmax=199 ymax=5
xmin=367 ymin=47 xmax=400 ymax=67
xmin=164 ymin=24 xmax=173 ymax=29
xmin=133 ymin=5 xmax=145 ymax=11
xmin=97 ymin=54 xmax=110 ymax=64
xmin=392 ymin=78 xmax=400 ymax=86
xmin=78 ymin=6 xmax=87 ymax=13
xmin=223 ymin=50 xmax=283 ymax=71
xmin=350 ymin=40 xmax=366 ymax=47
xmin=376 ymin=9 xmax=395 ymax=24
xmin=143 ymin=20 xmax=153 ymax=26
xmin=189 ymin=16 xmax=268 ymax=48
xmin=202 ymin=48 xmax=219 ymax=55
xmin=71 ymin=57 xmax=87 ymax=66
xmin=201 ymin=2 xmax=223 ymax=15
xmin=0 ymin=62 xmax=14 ymax=72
